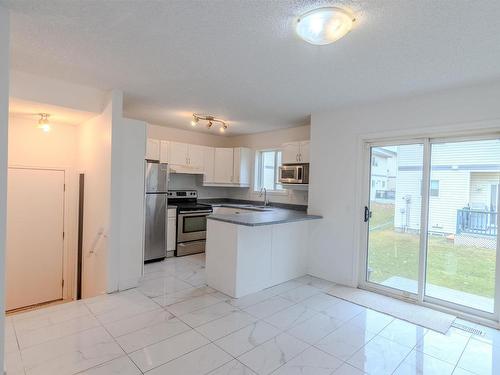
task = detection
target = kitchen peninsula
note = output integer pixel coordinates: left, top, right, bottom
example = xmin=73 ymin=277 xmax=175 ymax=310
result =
xmin=205 ymin=206 xmax=321 ymax=298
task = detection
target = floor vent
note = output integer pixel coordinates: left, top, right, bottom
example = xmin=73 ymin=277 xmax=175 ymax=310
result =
xmin=452 ymin=322 xmax=485 ymax=336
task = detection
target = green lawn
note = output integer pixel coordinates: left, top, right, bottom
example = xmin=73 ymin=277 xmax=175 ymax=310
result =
xmin=368 ymin=203 xmax=497 ymax=298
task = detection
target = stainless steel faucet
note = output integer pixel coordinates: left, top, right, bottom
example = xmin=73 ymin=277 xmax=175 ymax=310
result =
xmin=259 ymin=187 xmax=270 ymax=206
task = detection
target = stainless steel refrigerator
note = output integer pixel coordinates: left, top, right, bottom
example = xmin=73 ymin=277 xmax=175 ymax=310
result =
xmin=144 ymin=161 xmax=169 ymax=262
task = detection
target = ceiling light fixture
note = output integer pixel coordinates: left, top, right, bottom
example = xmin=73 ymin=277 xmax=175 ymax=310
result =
xmin=296 ymin=7 xmax=355 ymax=45
xmin=190 ymin=115 xmax=199 ymax=126
xmin=190 ymin=114 xmax=228 ymax=133
xmin=37 ymin=113 xmax=51 ymax=132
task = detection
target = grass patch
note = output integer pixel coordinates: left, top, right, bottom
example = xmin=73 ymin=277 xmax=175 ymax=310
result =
xmin=367 ymin=203 xmax=496 ymax=298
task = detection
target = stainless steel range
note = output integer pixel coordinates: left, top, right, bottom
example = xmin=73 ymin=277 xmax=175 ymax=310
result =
xmin=167 ymin=190 xmax=213 ymax=256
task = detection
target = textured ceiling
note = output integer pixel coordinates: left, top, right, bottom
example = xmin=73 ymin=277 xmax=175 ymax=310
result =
xmin=4 ymin=0 xmax=500 ymax=135
xmin=9 ymin=98 xmax=96 ymax=125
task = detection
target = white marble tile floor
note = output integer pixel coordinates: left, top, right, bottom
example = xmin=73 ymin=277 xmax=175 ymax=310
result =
xmin=5 ymin=254 xmax=500 ymax=375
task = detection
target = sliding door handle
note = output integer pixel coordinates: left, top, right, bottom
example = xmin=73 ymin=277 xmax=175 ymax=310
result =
xmin=364 ymin=206 xmax=372 ymax=222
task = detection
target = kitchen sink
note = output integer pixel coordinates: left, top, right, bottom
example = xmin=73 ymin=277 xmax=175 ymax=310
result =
xmin=219 ymin=204 xmax=274 ymax=212
xmin=250 ymin=206 xmax=274 ymax=211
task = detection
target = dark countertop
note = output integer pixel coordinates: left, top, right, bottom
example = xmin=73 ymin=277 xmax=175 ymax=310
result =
xmin=198 ymin=198 xmax=308 ymax=212
xmin=207 ymin=206 xmax=322 ymax=227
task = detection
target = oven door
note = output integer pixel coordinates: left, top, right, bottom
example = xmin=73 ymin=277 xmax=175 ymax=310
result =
xmin=177 ymin=210 xmax=211 ymax=243
xmin=279 ymin=165 xmax=303 ymax=184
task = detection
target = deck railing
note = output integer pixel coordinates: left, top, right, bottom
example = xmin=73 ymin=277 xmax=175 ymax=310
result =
xmin=456 ymin=209 xmax=498 ymax=236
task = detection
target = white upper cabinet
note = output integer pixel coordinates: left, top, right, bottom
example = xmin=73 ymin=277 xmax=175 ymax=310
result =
xmin=203 ymin=147 xmax=215 ymax=183
xmin=233 ymin=147 xmax=251 ymax=185
xmin=214 ymin=148 xmax=234 ymax=184
xmin=281 ymin=141 xmax=310 ymax=163
xmin=299 ymin=141 xmax=310 ymax=163
xmin=159 ymin=140 xmax=169 ymax=163
xmin=146 ymin=138 xmax=160 ymax=161
xmin=282 ymin=142 xmax=301 ymax=163
xmin=188 ymin=144 xmax=205 ymax=171
xmin=169 ymin=142 xmax=189 ymax=165
xmin=205 ymin=147 xmax=250 ymax=186
xmin=167 ymin=142 xmax=205 ymax=171
xmin=145 ymin=138 xmax=251 ymax=187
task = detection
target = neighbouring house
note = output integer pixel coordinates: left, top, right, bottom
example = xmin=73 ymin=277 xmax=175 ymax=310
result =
xmin=370 ymin=147 xmax=397 ymax=202
xmin=390 ymin=140 xmax=500 ymax=247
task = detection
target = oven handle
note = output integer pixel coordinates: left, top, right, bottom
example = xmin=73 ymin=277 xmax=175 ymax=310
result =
xmin=179 ymin=210 xmax=213 ymax=215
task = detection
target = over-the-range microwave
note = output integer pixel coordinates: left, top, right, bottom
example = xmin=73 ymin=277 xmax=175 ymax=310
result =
xmin=278 ymin=163 xmax=309 ymax=184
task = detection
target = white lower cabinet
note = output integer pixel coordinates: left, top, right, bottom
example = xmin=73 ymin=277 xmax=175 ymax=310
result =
xmin=167 ymin=208 xmax=177 ymax=252
xmin=206 ymin=220 xmax=309 ymax=298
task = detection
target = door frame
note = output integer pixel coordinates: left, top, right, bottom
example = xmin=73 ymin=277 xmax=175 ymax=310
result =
xmin=358 ymin=132 xmax=500 ymax=325
xmin=7 ymin=165 xmax=76 ymax=302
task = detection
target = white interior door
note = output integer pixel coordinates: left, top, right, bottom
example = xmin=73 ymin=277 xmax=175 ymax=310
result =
xmin=6 ymin=167 xmax=65 ymax=310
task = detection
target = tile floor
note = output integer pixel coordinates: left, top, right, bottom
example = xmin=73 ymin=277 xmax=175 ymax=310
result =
xmin=4 ymin=253 xmax=500 ymax=375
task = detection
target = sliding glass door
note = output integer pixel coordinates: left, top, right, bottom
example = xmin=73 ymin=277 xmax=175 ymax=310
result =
xmin=366 ymin=144 xmax=424 ymax=295
xmin=425 ymin=140 xmax=499 ymax=313
xmin=363 ymin=136 xmax=500 ymax=319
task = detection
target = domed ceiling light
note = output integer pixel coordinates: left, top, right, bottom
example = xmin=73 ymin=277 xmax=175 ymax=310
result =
xmin=190 ymin=114 xmax=228 ymax=133
xmin=296 ymin=7 xmax=355 ymax=45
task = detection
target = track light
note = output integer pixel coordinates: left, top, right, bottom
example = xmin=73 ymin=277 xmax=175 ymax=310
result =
xmin=189 ymin=113 xmax=228 ymax=133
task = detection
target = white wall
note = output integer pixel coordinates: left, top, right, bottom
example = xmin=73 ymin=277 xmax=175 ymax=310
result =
xmin=8 ymin=116 xmax=79 ymax=299
xmin=308 ymin=81 xmax=500 ymax=287
xmin=109 ymin=90 xmax=146 ymax=291
xmin=0 ymin=5 xmax=9 ymax=372
xmin=114 ymin=117 xmax=145 ymax=290
xmin=78 ymin=98 xmax=113 ymax=298
xmin=79 ymin=91 xmax=147 ymax=296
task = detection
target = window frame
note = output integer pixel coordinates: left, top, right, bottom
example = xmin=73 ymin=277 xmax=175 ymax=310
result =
xmin=254 ymin=149 xmax=286 ymax=194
